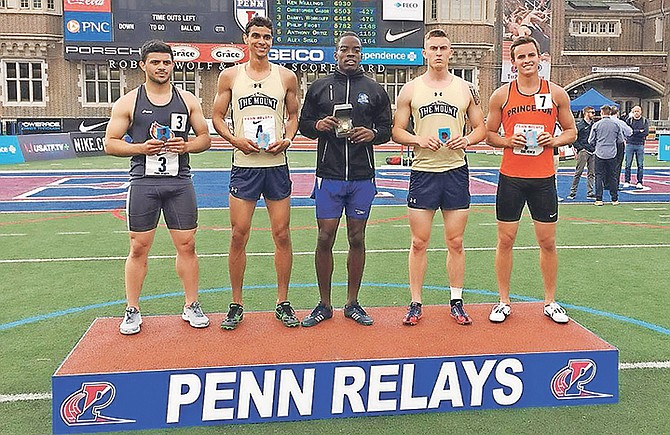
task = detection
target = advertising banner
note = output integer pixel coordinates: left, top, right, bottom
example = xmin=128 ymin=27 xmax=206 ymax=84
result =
xmin=17 ymin=119 xmax=62 ymax=135
xmin=62 ymin=118 xmax=109 ymax=134
xmin=53 ymin=349 xmax=618 ymax=433
xmin=0 ymin=136 xmax=24 ymax=165
xmin=64 ymin=0 xmax=423 ymax=65
xmin=70 ymin=132 xmax=106 ymax=157
xmin=17 ymin=133 xmax=76 ymax=161
xmin=501 ymin=0 xmax=551 ymax=82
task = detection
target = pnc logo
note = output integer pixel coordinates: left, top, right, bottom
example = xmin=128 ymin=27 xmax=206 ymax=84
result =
xmin=66 ymin=20 xmax=81 ymax=33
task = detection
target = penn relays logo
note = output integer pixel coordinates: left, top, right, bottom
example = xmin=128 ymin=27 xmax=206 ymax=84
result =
xmin=149 ymin=121 xmax=174 ymax=142
xmin=551 ymin=359 xmax=613 ymax=400
xmin=60 ymin=382 xmax=135 ymax=426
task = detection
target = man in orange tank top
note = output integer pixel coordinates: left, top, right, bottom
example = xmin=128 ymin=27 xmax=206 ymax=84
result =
xmin=486 ymin=36 xmax=576 ymax=324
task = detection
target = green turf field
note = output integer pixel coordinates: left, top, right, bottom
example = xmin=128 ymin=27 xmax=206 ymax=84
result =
xmin=1 ymin=151 xmax=669 ymax=434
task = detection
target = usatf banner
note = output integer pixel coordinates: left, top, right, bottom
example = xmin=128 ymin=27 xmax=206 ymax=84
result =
xmin=52 ymin=350 xmax=618 ymax=433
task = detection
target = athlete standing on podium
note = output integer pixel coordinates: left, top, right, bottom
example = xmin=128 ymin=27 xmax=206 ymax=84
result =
xmin=105 ymin=40 xmax=212 ymax=335
xmin=485 ymin=36 xmax=576 ymax=324
xmin=212 ymin=16 xmax=301 ymax=330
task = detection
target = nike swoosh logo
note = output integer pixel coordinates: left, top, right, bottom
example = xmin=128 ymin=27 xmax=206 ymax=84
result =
xmin=78 ymin=120 xmax=109 ymax=133
xmin=385 ymin=28 xmax=421 ymax=43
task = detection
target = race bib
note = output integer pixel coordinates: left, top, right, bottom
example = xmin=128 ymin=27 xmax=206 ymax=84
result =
xmin=513 ymin=124 xmax=545 ymax=156
xmin=243 ymin=115 xmax=276 ymax=150
xmin=534 ymin=93 xmax=552 ymax=110
xmin=145 ymin=151 xmax=179 ymax=176
xmin=170 ymin=113 xmax=188 ymax=133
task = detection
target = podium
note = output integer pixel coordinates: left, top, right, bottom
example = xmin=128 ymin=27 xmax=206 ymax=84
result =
xmin=53 ymin=303 xmax=618 ymax=433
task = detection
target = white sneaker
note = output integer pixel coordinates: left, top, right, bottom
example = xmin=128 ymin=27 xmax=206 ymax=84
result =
xmin=544 ymin=302 xmax=569 ymax=324
xmin=636 ymin=182 xmax=643 ymax=189
xmin=622 ymin=182 xmax=630 ymax=188
xmin=120 ymin=306 xmax=142 ymax=335
xmin=489 ymin=302 xmax=511 ymax=323
xmin=182 ymin=301 xmax=210 ymax=328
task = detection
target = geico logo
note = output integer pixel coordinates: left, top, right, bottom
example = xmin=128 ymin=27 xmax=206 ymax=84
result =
xmin=210 ymin=46 xmax=245 ymax=62
xmin=269 ymin=49 xmax=324 ymax=62
xmin=65 ymin=46 xmax=140 ymax=55
xmin=171 ymin=45 xmax=200 ymax=61
xmin=398 ymin=2 xmax=419 ymax=7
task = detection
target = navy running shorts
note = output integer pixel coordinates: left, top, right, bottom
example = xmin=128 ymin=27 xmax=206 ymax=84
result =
xmin=407 ymin=164 xmax=470 ymax=211
xmin=229 ymin=165 xmax=292 ymax=201
xmin=496 ymin=173 xmax=558 ymax=223
xmin=126 ymin=182 xmax=198 ymax=232
xmin=311 ymin=177 xmax=377 ymax=220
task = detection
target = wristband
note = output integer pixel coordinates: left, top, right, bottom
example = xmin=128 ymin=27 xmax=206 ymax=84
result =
xmin=284 ymin=138 xmax=292 ymax=147
xmin=463 ymin=136 xmax=471 ymax=146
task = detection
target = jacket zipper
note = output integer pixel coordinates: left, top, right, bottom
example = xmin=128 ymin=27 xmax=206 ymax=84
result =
xmin=345 ymin=76 xmax=350 ymax=181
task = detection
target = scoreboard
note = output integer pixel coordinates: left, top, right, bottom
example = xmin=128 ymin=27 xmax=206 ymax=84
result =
xmin=63 ymin=0 xmax=424 ymax=65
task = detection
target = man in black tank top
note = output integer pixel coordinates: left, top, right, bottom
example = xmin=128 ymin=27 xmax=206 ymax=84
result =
xmin=104 ymin=40 xmax=212 ymax=335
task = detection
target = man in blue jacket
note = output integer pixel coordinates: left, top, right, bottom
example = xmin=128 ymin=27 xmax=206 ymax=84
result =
xmin=298 ymin=32 xmax=392 ymax=327
xmin=567 ymin=106 xmax=596 ymax=199
xmin=624 ymin=105 xmax=649 ymax=188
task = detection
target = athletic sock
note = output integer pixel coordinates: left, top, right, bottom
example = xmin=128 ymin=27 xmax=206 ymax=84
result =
xmin=450 ymin=287 xmax=463 ymax=300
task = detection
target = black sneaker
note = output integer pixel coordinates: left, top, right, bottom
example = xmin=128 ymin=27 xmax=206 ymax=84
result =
xmin=301 ymin=303 xmax=333 ymax=327
xmin=221 ymin=303 xmax=244 ymax=330
xmin=450 ymin=299 xmax=472 ymax=325
xmin=566 ymin=193 xmax=576 ymax=200
xmin=344 ymin=302 xmax=373 ymax=326
xmin=275 ymin=301 xmax=300 ymax=327
xmin=403 ymin=302 xmax=422 ymax=326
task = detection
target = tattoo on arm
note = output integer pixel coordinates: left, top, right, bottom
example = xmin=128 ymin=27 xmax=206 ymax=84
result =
xmin=468 ymin=83 xmax=481 ymax=106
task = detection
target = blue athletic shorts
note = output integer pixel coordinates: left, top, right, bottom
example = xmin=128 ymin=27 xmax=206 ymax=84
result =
xmin=311 ymin=178 xmax=377 ymax=220
xmin=407 ymin=164 xmax=470 ymax=210
xmin=229 ymin=165 xmax=292 ymax=201
xmin=126 ymin=182 xmax=198 ymax=232
xmin=496 ymin=173 xmax=558 ymax=223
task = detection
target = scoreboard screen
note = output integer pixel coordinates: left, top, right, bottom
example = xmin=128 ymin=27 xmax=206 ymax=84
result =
xmin=63 ymin=0 xmax=424 ymax=65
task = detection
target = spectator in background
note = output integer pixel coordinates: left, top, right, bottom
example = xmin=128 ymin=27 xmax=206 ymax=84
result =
xmin=589 ymin=105 xmax=624 ymax=206
xmin=624 ymin=105 xmax=649 ymax=188
xmin=609 ymin=106 xmax=632 ymax=188
xmin=566 ymin=106 xmax=596 ymax=200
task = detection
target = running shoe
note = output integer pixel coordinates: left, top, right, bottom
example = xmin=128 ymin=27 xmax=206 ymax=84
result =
xmin=182 ymin=301 xmax=210 ymax=328
xmin=275 ymin=301 xmax=300 ymax=327
xmin=221 ymin=303 xmax=244 ymax=330
xmin=402 ymin=302 xmax=422 ymax=326
xmin=301 ymin=303 xmax=333 ymax=327
xmin=450 ymin=299 xmax=472 ymax=325
xmin=489 ymin=302 xmax=511 ymax=323
xmin=119 ymin=306 xmax=142 ymax=335
xmin=544 ymin=302 xmax=569 ymax=324
xmin=344 ymin=302 xmax=373 ymax=326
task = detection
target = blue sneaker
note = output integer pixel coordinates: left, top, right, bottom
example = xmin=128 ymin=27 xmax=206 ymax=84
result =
xmin=450 ymin=299 xmax=472 ymax=325
xmin=301 ymin=303 xmax=333 ymax=327
xmin=344 ymin=302 xmax=373 ymax=326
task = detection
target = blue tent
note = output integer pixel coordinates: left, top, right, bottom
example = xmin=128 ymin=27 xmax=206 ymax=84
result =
xmin=570 ymin=88 xmax=618 ymax=112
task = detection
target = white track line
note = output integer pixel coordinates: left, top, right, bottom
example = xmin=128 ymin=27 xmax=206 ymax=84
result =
xmin=1 ymin=361 xmax=668 ymax=404
xmin=2 ymin=244 xmax=670 ymax=264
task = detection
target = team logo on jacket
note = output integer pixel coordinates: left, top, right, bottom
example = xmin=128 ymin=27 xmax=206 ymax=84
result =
xmin=418 ymin=101 xmax=458 ymax=118
xmin=550 ymin=359 xmax=613 ymax=400
xmin=357 ymin=92 xmax=370 ymax=105
xmin=238 ymin=92 xmax=278 ymax=111
xmin=149 ymin=121 xmax=174 ymax=142
xmin=60 ymin=382 xmax=135 ymax=426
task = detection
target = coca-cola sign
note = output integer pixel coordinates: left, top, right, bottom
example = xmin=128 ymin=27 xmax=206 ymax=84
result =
xmin=64 ymin=0 xmax=111 ymax=12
